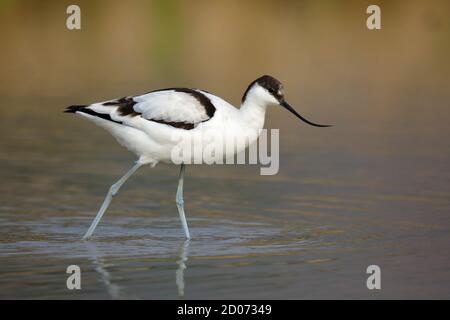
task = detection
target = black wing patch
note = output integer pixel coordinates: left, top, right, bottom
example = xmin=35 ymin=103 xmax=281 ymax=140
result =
xmin=103 ymin=97 xmax=139 ymax=117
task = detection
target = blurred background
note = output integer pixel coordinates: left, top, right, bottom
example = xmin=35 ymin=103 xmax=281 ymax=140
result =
xmin=0 ymin=0 xmax=449 ymax=299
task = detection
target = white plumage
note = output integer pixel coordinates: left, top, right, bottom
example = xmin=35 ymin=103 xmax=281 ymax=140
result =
xmin=134 ymin=90 xmax=212 ymax=123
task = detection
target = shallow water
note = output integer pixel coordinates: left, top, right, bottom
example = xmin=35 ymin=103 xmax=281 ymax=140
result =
xmin=1 ymin=95 xmax=450 ymax=299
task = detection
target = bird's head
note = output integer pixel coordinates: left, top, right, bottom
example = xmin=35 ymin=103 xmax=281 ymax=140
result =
xmin=242 ymin=75 xmax=331 ymax=127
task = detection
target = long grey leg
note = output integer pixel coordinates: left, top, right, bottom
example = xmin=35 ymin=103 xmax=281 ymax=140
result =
xmin=176 ymin=164 xmax=190 ymax=239
xmin=82 ymin=162 xmax=143 ymax=240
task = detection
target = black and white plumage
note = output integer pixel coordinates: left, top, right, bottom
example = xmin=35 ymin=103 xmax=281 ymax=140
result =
xmin=66 ymin=88 xmax=216 ymax=127
xmin=66 ymin=75 xmax=330 ymax=239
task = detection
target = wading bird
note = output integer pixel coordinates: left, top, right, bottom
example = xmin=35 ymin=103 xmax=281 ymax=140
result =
xmin=65 ymin=75 xmax=330 ymax=240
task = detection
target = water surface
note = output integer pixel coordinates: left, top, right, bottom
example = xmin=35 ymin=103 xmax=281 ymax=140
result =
xmin=1 ymin=96 xmax=449 ymax=299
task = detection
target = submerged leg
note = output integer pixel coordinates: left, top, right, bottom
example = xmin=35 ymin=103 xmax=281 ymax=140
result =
xmin=82 ymin=162 xmax=143 ymax=240
xmin=176 ymin=164 xmax=190 ymax=239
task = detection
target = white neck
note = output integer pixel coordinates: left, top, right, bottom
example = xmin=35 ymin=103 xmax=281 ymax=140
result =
xmin=239 ymin=93 xmax=268 ymax=131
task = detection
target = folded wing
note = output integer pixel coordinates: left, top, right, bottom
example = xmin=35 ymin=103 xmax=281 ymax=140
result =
xmin=65 ymin=88 xmax=216 ymax=130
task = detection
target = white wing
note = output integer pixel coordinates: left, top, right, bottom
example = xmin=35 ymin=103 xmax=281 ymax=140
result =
xmin=133 ymin=89 xmax=212 ymax=123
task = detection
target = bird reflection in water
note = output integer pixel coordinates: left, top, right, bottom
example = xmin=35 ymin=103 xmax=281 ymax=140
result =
xmin=84 ymin=241 xmax=124 ymax=299
xmin=176 ymin=240 xmax=190 ymax=298
xmin=84 ymin=240 xmax=190 ymax=299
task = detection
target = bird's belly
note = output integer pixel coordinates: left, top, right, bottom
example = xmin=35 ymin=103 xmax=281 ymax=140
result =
xmin=155 ymin=121 xmax=260 ymax=165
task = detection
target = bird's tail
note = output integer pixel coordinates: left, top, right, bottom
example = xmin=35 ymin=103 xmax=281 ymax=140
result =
xmin=64 ymin=105 xmax=87 ymax=113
